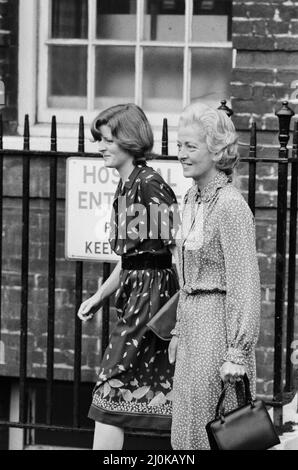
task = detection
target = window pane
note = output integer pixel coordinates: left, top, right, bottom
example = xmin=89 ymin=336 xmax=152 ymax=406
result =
xmin=192 ymin=0 xmax=231 ymax=42
xmin=143 ymin=47 xmax=183 ymax=112
xmin=144 ymin=0 xmax=185 ymax=41
xmin=95 ymin=47 xmax=135 ymax=109
xmin=191 ymin=48 xmax=232 ymax=105
xmin=48 ymin=46 xmax=87 ymax=109
xmin=96 ymin=0 xmax=137 ymax=40
xmin=51 ymin=0 xmax=88 ymax=39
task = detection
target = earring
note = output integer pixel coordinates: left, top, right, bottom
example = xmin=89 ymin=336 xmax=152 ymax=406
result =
xmin=213 ymin=152 xmax=222 ymax=162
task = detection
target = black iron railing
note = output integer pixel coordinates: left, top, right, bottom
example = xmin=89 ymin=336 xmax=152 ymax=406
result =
xmin=0 ymin=101 xmax=297 ymax=447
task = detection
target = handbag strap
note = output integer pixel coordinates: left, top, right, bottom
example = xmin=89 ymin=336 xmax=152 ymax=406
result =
xmin=215 ymin=374 xmax=253 ymax=419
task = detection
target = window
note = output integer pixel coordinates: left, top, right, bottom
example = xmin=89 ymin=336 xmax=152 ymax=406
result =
xmin=37 ymin=0 xmax=232 ymax=125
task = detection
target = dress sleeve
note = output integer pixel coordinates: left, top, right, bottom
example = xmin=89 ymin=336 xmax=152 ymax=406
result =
xmin=218 ymin=197 xmax=261 ymax=366
xmin=140 ymin=175 xmax=181 ymax=247
xmin=170 ymin=189 xmax=192 ymax=337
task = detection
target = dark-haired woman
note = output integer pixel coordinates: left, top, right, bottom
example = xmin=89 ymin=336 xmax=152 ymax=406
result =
xmin=77 ymin=104 xmax=180 ymax=449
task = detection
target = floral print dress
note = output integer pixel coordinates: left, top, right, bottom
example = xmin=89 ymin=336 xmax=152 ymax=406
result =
xmin=171 ymin=171 xmax=261 ymax=450
xmin=88 ymin=164 xmax=180 ymax=431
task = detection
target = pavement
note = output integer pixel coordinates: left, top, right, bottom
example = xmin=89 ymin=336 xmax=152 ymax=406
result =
xmin=25 ymin=394 xmax=298 ymax=450
xmin=268 ymin=393 xmax=298 ymax=450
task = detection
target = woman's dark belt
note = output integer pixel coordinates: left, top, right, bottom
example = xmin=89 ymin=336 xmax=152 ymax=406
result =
xmin=121 ymin=253 xmax=172 ymax=270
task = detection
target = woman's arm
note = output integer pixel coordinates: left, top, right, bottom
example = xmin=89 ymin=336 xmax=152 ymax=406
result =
xmin=77 ymin=260 xmax=121 ymax=321
xmin=218 ymin=196 xmax=261 ymax=367
xmin=99 ymin=260 xmax=122 ymax=299
xmin=168 ymin=245 xmax=181 ymax=363
xmin=169 ymin=245 xmax=180 ymax=277
xmin=168 ymin=244 xmax=181 ymax=341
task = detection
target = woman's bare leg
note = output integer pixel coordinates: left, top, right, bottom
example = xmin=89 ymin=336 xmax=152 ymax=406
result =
xmin=92 ymin=422 xmax=124 ymax=450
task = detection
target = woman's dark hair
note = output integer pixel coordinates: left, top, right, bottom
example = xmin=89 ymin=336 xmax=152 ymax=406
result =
xmin=91 ymin=103 xmax=154 ymax=165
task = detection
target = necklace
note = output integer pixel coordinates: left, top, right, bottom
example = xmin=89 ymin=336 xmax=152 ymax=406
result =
xmin=181 ymin=189 xmax=202 ymax=286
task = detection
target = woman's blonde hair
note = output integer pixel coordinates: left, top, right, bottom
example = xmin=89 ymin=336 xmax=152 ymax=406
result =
xmin=179 ymin=102 xmax=239 ymax=177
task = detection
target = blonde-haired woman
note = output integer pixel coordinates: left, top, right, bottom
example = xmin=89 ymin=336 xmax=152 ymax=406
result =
xmin=168 ymin=102 xmax=261 ymax=450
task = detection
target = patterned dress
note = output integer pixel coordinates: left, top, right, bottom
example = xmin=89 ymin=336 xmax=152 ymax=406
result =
xmin=171 ymin=171 xmax=261 ymax=450
xmin=88 ymin=164 xmax=180 ymax=431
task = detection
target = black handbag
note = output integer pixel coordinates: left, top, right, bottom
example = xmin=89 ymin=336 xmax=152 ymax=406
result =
xmin=206 ymin=374 xmax=280 ymax=450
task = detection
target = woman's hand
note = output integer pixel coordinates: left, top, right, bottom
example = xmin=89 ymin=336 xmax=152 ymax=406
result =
xmin=220 ymin=361 xmax=246 ymax=384
xmin=168 ymin=335 xmax=179 ymax=364
xmin=77 ymin=291 xmax=103 ymax=322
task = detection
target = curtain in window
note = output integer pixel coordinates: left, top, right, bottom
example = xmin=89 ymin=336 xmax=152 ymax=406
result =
xmin=51 ymin=0 xmax=88 ymax=39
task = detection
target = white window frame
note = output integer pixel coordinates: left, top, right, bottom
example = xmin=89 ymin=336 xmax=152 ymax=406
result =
xmin=19 ymin=0 xmax=233 ymax=133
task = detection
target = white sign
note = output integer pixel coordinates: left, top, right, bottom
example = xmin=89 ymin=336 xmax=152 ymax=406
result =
xmin=65 ymin=157 xmax=191 ymax=261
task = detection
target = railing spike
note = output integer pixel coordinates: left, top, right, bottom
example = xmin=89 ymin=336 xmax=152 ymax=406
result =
xmin=249 ymin=121 xmax=257 ymax=152
xmin=162 ymin=118 xmax=168 ymax=156
xmin=51 ymin=116 xmax=57 ymax=152
xmin=292 ymin=120 xmax=298 ymax=155
xmin=217 ymin=99 xmax=233 ymax=117
xmin=23 ymin=114 xmax=30 ymax=151
xmin=248 ymin=120 xmax=257 ymax=215
xmin=275 ymin=101 xmax=295 ymax=151
xmin=78 ymin=116 xmax=85 ymax=153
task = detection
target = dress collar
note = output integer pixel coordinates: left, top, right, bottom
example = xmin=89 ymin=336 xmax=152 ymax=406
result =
xmin=196 ymin=171 xmax=231 ymax=202
xmin=115 ymin=164 xmax=146 ymax=196
xmin=123 ymin=164 xmax=146 ymax=189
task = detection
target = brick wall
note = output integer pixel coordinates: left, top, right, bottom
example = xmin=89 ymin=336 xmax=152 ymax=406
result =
xmin=232 ymin=0 xmax=298 ymax=136
xmin=0 ymin=0 xmax=18 ymax=134
xmin=232 ymin=0 xmax=298 ymax=398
